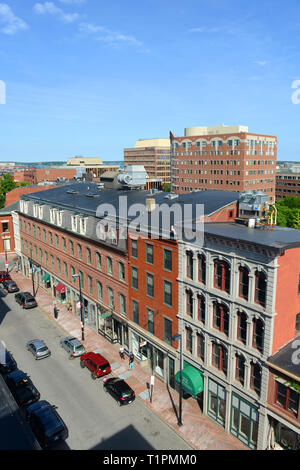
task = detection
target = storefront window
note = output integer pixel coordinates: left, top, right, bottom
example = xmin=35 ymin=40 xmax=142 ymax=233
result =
xmin=230 ymin=393 xmax=259 ymax=449
xmin=208 ymin=379 xmax=226 ymax=427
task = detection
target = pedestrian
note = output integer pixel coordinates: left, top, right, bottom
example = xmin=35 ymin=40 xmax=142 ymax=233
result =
xmin=129 ymin=352 xmax=134 ymax=370
xmin=54 ymin=306 xmax=59 ymax=319
xmin=119 ymin=346 xmax=125 ymax=360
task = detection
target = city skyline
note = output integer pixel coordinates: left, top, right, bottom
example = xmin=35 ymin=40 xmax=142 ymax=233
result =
xmin=0 ymin=0 xmax=300 ymax=162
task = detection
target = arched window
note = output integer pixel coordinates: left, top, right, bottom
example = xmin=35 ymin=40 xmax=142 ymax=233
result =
xmin=198 ymin=254 xmax=206 ymax=284
xmin=214 ymin=259 xmax=230 ymax=293
xmin=235 ymin=354 xmax=245 ymax=385
xmin=239 ymin=266 xmax=249 ymax=300
xmin=252 ymin=318 xmax=264 ymax=353
xmin=198 ymin=295 xmax=205 ymax=323
xmin=185 ymin=327 xmax=193 ymax=354
xmin=213 ymin=302 xmax=229 ymax=336
xmin=186 ymin=251 xmax=194 ymax=279
xmin=237 ymin=311 xmax=247 ymax=344
xmin=255 ymin=270 xmax=267 ymax=307
xmin=212 ymin=342 xmax=228 ymax=375
xmin=250 ymin=362 xmax=261 ymax=394
xmin=186 ymin=290 xmax=193 ymax=317
xmin=197 ymin=333 xmax=205 ymax=361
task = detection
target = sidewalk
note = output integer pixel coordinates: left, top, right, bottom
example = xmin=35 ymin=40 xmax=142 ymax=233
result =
xmin=9 ymin=267 xmax=247 ymax=451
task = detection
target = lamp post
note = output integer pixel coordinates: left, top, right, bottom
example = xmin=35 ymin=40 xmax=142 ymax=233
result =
xmin=30 ymin=246 xmax=35 ymax=297
xmin=172 ymin=333 xmax=183 ymax=426
xmin=4 ymin=248 xmax=8 ymax=274
xmin=72 ymin=273 xmax=85 ymax=341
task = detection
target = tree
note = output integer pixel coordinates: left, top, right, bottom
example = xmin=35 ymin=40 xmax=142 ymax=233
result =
xmin=162 ymin=183 xmax=171 ymax=192
xmin=0 ymin=173 xmax=17 ymax=194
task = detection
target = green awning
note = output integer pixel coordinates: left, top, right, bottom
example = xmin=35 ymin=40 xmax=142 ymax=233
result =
xmin=101 ymin=312 xmax=113 ymax=319
xmin=42 ymin=273 xmax=50 ymax=282
xmin=175 ymin=365 xmax=204 ymax=396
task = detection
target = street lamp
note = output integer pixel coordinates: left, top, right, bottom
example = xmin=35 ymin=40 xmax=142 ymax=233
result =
xmin=30 ymin=246 xmax=35 ymax=297
xmin=4 ymin=247 xmax=8 ymax=274
xmin=172 ymin=333 xmax=183 ymax=427
xmin=72 ymin=273 xmax=85 ymax=341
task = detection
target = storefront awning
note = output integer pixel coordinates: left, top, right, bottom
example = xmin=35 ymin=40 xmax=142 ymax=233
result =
xmin=42 ymin=273 xmax=50 ymax=282
xmin=55 ymin=282 xmax=65 ymax=294
xmin=101 ymin=311 xmax=113 ymax=319
xmin=175 ymin=365 xmax=204 ymax=396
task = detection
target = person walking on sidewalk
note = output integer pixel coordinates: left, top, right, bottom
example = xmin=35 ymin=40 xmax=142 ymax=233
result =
xmin=129 ymin=352 xmax=134 ymax=370
xmin=119 ymin=346 xmax=125 ymax=360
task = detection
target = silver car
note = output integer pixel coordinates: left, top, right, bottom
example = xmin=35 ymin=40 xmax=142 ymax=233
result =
xmin=26 ymin=339 xmax=51 ymax=360
xmin=60 ymin=336 xmax=85 ymax=357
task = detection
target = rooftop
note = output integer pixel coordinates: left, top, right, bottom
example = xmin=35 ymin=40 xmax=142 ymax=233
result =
xmin=267 ymin=338 xmax=300 ymax=379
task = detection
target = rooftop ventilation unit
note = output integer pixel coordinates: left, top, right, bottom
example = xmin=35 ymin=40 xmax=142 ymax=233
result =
xmin=164 ymin=193 xmax=179 ymax=200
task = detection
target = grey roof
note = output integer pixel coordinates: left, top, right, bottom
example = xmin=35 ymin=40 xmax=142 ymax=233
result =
xmin=268 ymin=338 xmax=300 ymax=379
xmin=0 ymin=201 xmax=19 ymax=215
xmin=202 ymin=222 xmax=300 ymax=252
xmin=21 ymin=182 xmax=239 ymax=219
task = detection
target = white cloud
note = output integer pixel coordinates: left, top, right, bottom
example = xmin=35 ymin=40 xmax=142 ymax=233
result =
xmin=189 ymin=26 xmax=221 ymax=33
xmin=254 ymin=60 xmax=267 ymax=67
xmin=33 ymin=2 xmax=79 ymax=23
xmin=58 ymin=0 xmax=86 ymax=4
xmin=79 ymin=22 xmax=143 ymax=47
xmin=0 ymin=3 xmax=28 ymax=35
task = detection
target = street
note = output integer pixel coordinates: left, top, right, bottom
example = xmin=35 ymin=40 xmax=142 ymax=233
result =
xmin=0 ymin=283 xmax=192 ymax=451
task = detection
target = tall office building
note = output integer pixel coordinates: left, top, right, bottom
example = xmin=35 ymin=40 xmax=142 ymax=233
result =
xmin=170 ymin=125 xmax=277 ymax=202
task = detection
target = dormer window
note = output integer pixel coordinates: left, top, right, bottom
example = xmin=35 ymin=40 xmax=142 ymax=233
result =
xmin=50 ymin=208 xmax=57 ymax=224
xmin=33 ymin=204 xmax=39 ymax=218
xmin=38 ymin=206 xmax=44 ymax=220
xmin=57 ymin=211 xmax=64 ymax=227
xmin=71 ymin=215 xmax=78 ymax=232
xmin=80 ymin=217 xmax=88 ymax=235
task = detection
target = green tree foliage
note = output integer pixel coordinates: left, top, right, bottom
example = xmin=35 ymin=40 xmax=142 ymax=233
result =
xmin=162 ymin=183 xmax=171 ymax=192
xmin=275 ymin=197 xmax=300 ymax=229
xmin=0 ymin=173 xmax=17 ymax=194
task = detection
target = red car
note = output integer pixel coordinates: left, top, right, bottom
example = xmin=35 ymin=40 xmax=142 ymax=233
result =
xmin=0 ymin=271 xmax=12 ymax=284
xmin=80 ymin=352 xmax=111 ymax=380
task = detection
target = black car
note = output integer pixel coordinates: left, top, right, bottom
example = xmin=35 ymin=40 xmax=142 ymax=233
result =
xmin=26 ymin=400 xmax=68 ymax=449
xmin=3 ymin=280 xmax=19 ymax=293
xmin=103 ymin=377 xmax=135 ymax=406
xmin=0 ymin=350 xmax=17 ymax=375
xmin=15 ymin=292 xmax=37 ymax=309
xmin=6 ymin=370 xmax=40 ymax=407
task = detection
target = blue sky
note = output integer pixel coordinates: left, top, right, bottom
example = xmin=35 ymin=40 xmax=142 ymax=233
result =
xmin=0 ymin=0 xmax=300 ymax=162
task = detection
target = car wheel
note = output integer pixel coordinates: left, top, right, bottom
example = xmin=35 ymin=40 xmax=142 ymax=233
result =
xmin=92 ymin=372 xmax=97 ymax=380
xmin=80 ymin=361 xmax=85 ymax=369
xmin=117 ymin=400 xmax=122 ymax=407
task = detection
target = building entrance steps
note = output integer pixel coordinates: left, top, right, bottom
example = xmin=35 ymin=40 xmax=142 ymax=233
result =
xmin=9 ymin=267 xmax=247 ymax=451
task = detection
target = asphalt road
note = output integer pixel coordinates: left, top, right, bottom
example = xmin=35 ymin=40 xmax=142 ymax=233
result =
xmin=0 ymin=286 xmax=192 ymax=451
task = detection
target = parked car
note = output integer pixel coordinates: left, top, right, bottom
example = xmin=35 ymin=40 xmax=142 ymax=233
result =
xmin=0 ymin=271 xmax=11 ymax=284
xmin=2 ymin=280 xmax=19 ymax=293
xmin=6 ymin=370 xmax=40 ymax=407
xmin=103 ymin=377 xmax=135 ymax=406
xmin=26 ymin=400 xmax=68 ymax=449
xmin=26 ymin=339 xmax=51 ymax=360
xmin=80 ymin=352 xmax=111 ymax=379
xmin=60 ymin=336 xmax=85 ymax=357
xmin=0 ymin=350 xmax=17 ymax=375
xmin=15 ymin=292 xmax=37 ymax=309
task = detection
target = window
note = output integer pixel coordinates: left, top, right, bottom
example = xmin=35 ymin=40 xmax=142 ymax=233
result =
xmin=86 ymin=248 xmax=91 ymax=265
xmin=49 ymin=232 xmax=53 ymax=245
xmin=57 ymin=258 xmax=61 ymax=274
xmin=146 ymin=273 xmax=154 ymax=297
xmin=131 ymin=267 xmax=138 ymax=289
xmin=252 ymin=318 xmax=264 ymax=352
xmin=64 ymin=262 xmax=68 ymax=280
xmin=163 ymin=249 xmax=172 ymax=271
xmin=198 ymin=295 xmax=205 ymax=323
xmin=147 ymin=308 xmax=154 ymax=334
xmin=163 ymin=280 xmax=172 ymax=306
xmin=45 ymin=252 xmax=48 ymax=267
xmin=88 ymin=275 xmax=93 ymax=295
xmin=62 ymin=237 xmax=66 ymax=252
xmin=198 ymin=254 xmax=206 ymax=284
xmin=239 ymin=267 xmax=249 ymax=300
xmin=237 ymin=311 xmax=247 ymax=344
xmin=197 ymin=333 xmax=205 ymax=361
xmin=119 ymin=262 xmax=125 ymax=281
xmin=213 ymin=302 xmax=229 ymax=336
xmin=214 ymin=260 xmax=230 ymax=293
xmin=43 ymin=229 xmax=46 ymax=242
xmin=97 ymin=282 xmax=103 ymax=301
xmin=212 ymin=342 xmax=228 ymax=375
xmin=235 ymin=354 xmax=245 ymax=385
xmin=186 ymin=251 xmax=193 ymax=279
xmin=77 ymin=244 xmax=82 ymax=260
xmin=107 ymin=257 xmax=113 ymax=275
xmin=276 ymin=382 xmax=299 ymax=417
xmin=131 ymin=239 xmax=138 ymax=258
xmin=71 ymin=266 xmax=75 ymax=282
xmin=38 ymin=227 xmax=41 ymax=240
xmin=79 ymin=270 xmax=84 ymax=289
xmin=120 ymin=294 xmax=126 ymax=315
xmin=55 ymin=234 xmax=59 ymax=249
xmin=132 ymin=300 xmax=139 ymax=324
xmin=255 ymin=270 xmax=267 ymax=307
xmin=164 ymin=318 xmax=172 ymax=346
xmin=296 ymin=313 xmax=300 ymax=333
xmin=186 ymin=290 xmax=193 ymax=316
xmin=250 ymin=362 xmax=261 ymax=394
xmin=96 ymin=252 xmax=101 ymax=270
xmin=51 ymin=255 xmax=54 ymax=271
xmin=186 ymin=327 xmax=193 ymax=354
xmin=39 ymin=248 xmax=42 ymax=263
xmin=298 ymin=275 xmax=300 ymax=295
xmin=146 ymin=244 xmax=153 ymax=264
xmin=108 ymin=287 xmax=114 ymax=308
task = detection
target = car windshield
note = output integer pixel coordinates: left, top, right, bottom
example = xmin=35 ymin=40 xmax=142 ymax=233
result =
xmin=37 ymin=347 xmax=48 ymax=353
xmin=75 ymin=345 xmax=84 ymax=351
xmin=99 ymin=362 xmax=109 ymax=371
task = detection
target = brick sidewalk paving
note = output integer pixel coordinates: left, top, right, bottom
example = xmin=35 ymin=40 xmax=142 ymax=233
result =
xmin=9 ymin=267 xmax=247 ymax=451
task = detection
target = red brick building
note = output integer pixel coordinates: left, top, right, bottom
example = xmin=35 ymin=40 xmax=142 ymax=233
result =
xmin=171 ymin=125 xmax=277 ymax=202
xmin=23 ymin=166 xmax=77 ymax=184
